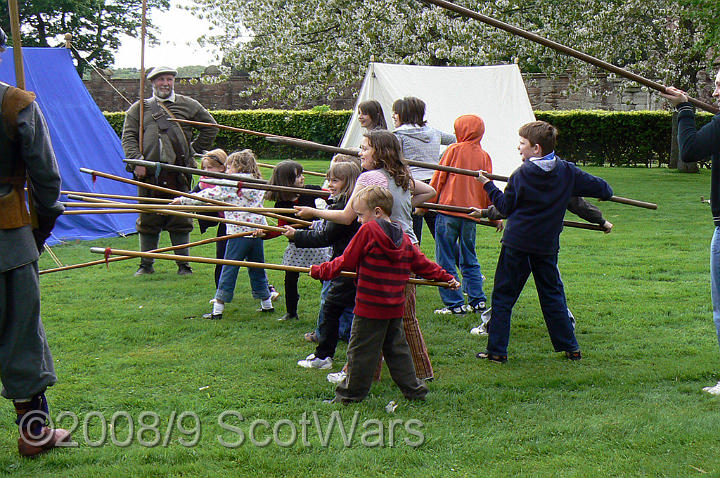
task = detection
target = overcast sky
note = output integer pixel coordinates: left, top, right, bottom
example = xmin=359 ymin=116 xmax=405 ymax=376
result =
xmin=113 ymin=0 xmax=222 ymax=69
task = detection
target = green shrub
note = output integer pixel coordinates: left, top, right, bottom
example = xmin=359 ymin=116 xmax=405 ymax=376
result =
xmin=535 ymin=110 xmax=714 ymax=166
xmin=104 ymin=109 xmax=353 ymax=160
xmin=104 ymin=109 xmax=714 ymax=166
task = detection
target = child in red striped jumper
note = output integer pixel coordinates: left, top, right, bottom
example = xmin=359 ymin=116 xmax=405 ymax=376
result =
xmin=310 ymin=185 xmax=459 ymax=404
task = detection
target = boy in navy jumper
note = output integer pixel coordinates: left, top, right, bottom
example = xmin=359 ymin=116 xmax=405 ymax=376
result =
xmin=476 ymin=121 xmax=613 ymax=363
xmin=310 ymin=186 xmax=459 ymax=403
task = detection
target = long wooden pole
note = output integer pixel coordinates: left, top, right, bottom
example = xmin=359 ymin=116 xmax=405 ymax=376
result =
xmin=419 ymin=0 xmax=718 ymax=114
xmin=264 ymin=134 xmax=659 ymax=210
xmin=8 ymin=0 xmax=41 ymax=230
xmin=62 ymin=206 xmax=287 ymax=231
xmin=91 ymin=248 xmax=454 ymax=288
xmin=7 ymin=0 xmax=25 ymax=89
xmin=169 ymin=119 xmax=353 ymax=156
xmin=41 ymin=232 xmax=253 ymax=275
xmin=256 ymin=161 xmax=326 ymax=178
xmin=138 ymin=0 xmax=147 ymax=153
xmin=420 ymin=202 xmax=604 ymax=231
xmin=63 ymin=202 xmax=299 ymax=214
xmin=77 ymin=169 xmax=304 ymax=230
xmin=80 ymin=167 xmax=237 ymax=205
xmin=199 ymin=178 xmax=331 ymax=198
xmin=123 ymin=158 xmax=269 ymax=184
xmin=62 ymin=199 xmax=312 ymax=227
xmin=403 ymin=160 xmax=658 ymax=210
xmin=265 ymin=135 xmax=359 ymax=156
xmin=62 ymin=191 xmax=171 ymax=203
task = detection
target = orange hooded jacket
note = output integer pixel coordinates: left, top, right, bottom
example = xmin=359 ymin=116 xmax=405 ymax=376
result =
xmin=428 ymin=114 xmax=495 ymax=218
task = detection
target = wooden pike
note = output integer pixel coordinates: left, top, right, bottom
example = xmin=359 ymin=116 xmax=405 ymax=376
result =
xmin=418 ymin=202 xmax=605 ymax=231
xmin=61 ymin=190 xmax=171 ymax=204
xmin=199 ymin=178 xmax=331 ymax=198
xmin=257 ymin=136 xmax=660 ymax=210
xmin=41 ymin=232 xmax=253 ymax=275
xmin=62 ymin=205 xmax=290 ymax=230
xmin=168 ymin=118 xmax=354 ymax=157
xmin=265 ymin=135 xmax=359 ymax=156
xmin=404 ymin=160 xmax=658 ymax=210
xmin=62 ymin=201 xmax=299 ymax=215
xmin=91 ymin=248 xmax=455 ymax=288
xmin=72 ymin=173 xmax=296 ymax=231
xmin=419 ymin=0 xmax=719 ymax=114
xmin=256 ymin=161 xmax=326 ymax=178
xmin=123 ymin=158 xmax=269 ymax=184
xmin=62 ymin=200 xmax=312 ymax=226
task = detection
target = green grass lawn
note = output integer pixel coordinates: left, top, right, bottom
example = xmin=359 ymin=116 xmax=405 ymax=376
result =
xmin=4 ymin=164 xmax=720 ymax=476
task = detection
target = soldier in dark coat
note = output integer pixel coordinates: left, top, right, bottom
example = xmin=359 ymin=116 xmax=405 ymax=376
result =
xmin=0 ymin=27 xmax=71 ymax=456
xmin=121 ymin=66 xmax=218 ymax=276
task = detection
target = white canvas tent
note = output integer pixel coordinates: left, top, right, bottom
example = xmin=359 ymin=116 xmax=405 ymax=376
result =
xmin=340 ymin=62 xmax=536 ymax=179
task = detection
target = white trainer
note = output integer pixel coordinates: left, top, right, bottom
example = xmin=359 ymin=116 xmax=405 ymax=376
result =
xmin=434 ymin=306 xmax=465 ymax=315
xmin=470 ymin=324 xmax=488 ymax=336
xmin=327 ymin=371 xmax=347 ymax=384
xmin=298 ymin=354 xmax=333 ymax=370
xmin=702 ymin=381 xmax=720 ymax=395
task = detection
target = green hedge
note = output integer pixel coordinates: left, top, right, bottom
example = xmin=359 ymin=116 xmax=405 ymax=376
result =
xmin=104 ymin=109 xmax=714 ymax=166
xmin=105 ymin=108 xmax=353 ymax=161
xmin=535 ymin=110 xmax=713 ymax=166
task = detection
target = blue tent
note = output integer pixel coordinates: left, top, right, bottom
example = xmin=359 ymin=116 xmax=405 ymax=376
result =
xmin=0 ymin=47 xmax=136 ymax=245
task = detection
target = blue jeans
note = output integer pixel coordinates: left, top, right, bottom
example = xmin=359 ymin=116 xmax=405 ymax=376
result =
xmin=215 ymin=237 xmax=270 ymax=303
xmin=486 ymin=246 xmax=578 ymax=357
xmin=711 ymin=227 xmax=720 ymax=353
xmin=434 ymin=213 xmax=487 ymax=309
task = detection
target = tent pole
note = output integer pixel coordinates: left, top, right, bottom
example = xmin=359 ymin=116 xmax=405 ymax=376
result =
xmin=7 ymin=0 xmax=25 ymax=90
xmin=138 ymin=0 xmax=148 ymax=155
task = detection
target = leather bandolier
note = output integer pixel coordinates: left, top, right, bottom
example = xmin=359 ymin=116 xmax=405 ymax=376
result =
xmin=146 ymin=98 xmax=193 ymax=192
xmin=0 ymin=83 xmax=35 ymax=230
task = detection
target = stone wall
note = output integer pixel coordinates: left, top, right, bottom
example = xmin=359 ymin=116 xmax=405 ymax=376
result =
xmin=85 ymin=70 xmax=712 ymax=113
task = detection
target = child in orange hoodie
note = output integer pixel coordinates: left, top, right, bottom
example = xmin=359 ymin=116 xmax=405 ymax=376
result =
xmin=428 ymin=114 xmax=497 ymax=315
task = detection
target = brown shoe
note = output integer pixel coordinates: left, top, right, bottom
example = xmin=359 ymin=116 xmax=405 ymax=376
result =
xmin=18 ymin=426 xmax=72 ymax=457
xmin=304 ymin=331 xmax=318 ymax=343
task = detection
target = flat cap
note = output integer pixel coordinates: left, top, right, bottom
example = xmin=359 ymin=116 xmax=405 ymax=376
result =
xmin=147 ymin=66 xmax=178 ymax=81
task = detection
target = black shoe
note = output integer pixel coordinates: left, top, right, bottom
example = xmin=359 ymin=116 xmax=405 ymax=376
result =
xmin=203 ymin=312 xmax=222 ymax=320
xmin=565 ymin=350 xmax=582 ymax=361
xmin=256 ymin=307 xmax=275 ymax=313
xmin=134 ymin=265 xmax=155 ymax=276
xmin=177 ymin=264 xmax=193 ymax=276
xmin=277 ymin=313 xmax=299 ymax=321
xmin=476 ymin=350 xmax=508 ymax=363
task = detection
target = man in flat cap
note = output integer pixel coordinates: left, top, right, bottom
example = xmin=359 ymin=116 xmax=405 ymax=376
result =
xmin=0 ymin=26 xmax=72 ymax=456
xmin=122 ymin=66 xmax=218 ymax=276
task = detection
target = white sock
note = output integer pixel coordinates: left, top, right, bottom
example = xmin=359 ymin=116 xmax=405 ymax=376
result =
xmin=260 ymin=298 xmax=272 ymax=310
xmin=213 ymin=301 xmax=225 ymax=315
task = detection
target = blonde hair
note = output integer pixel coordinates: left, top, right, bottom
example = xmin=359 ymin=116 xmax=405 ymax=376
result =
xmin=326 ymin=161 xmax=360 ymax=200
xmin=331 ymin=153 xmax=361 ymax=170
xmin=226 ymin=149 xmax=262 ymax=179
xmin=354 ymin=185 xmax=393 ymax=216
xmin=201 ymin=149 xmax=227 ymax=170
